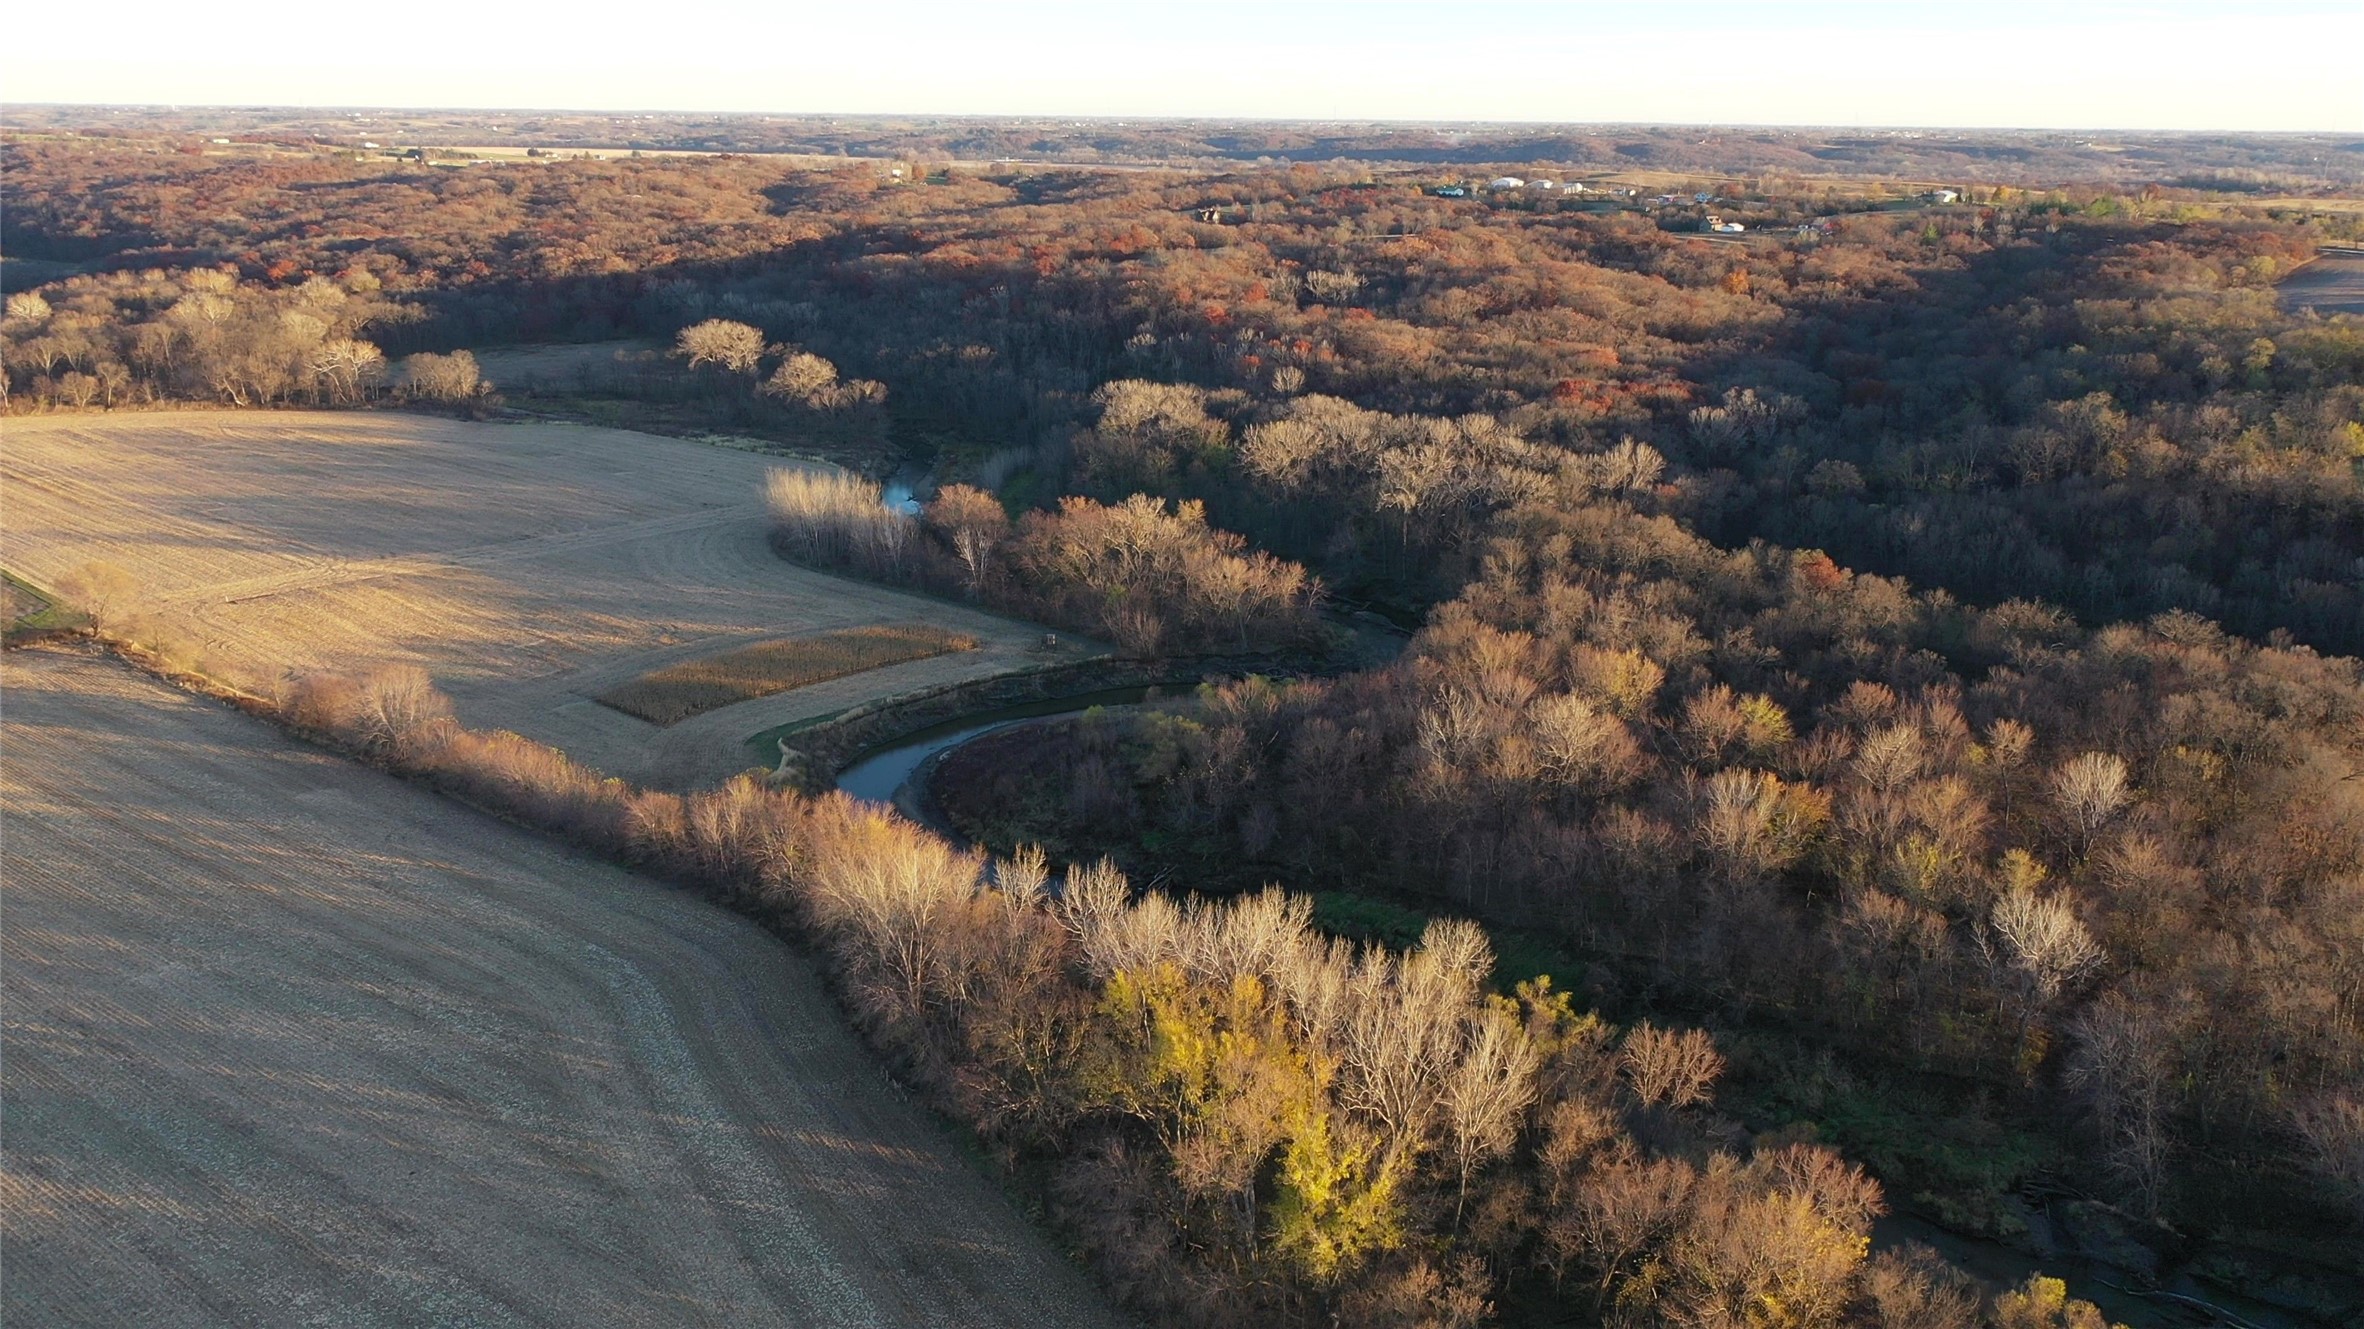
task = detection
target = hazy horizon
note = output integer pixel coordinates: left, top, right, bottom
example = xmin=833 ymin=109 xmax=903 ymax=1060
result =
xmin=11 ymin=0 xmax=2358 ymax=134
xmin=18 ymin=105 xmax=2359 ymax=139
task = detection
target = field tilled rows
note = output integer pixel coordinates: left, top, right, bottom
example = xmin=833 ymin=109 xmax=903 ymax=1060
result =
xmin=0 ymin=648 xmax=1127 ymax=1328
xmin=2281 ymin=249 xmax=2364 ymax=316
xmin=0 ymin=411 xmax=1075 ymax=790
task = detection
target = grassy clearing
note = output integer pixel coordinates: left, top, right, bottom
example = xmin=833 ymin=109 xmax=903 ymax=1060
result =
xmin=741 ymin=706 xmax=859 ymax=762
xmin=597 ymin=624 xmax=979 ymax=725
xmin=1725 ymin=1031 xmax=2060 ymax=1238
xmin=2 ymin=570 xmax=87 ymax=643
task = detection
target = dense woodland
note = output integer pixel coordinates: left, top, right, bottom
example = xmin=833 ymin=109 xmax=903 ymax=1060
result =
xmin=141 ymin=650 xmax=2116 ymax=1329
xmin=8 ymin=118 xmax=2363 ymax=1325
xmin=7 ymin=133 xmax=2361 ymax=651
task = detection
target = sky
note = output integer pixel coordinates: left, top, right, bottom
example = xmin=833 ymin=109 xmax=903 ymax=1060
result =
xmin=8 ymin=0 xmax=2358 ymax=132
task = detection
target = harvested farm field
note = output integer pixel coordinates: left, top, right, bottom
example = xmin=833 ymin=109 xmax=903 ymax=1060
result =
xmin=2281 ymin=248 xmax=2364 ymax=316
xmin=0 ymin=411 xmax=1085 ymax=790
xmin=0 ymin=647 xmax=1126 ymax=1329
xmin=600 ymin=623 xmax=980 ymax=725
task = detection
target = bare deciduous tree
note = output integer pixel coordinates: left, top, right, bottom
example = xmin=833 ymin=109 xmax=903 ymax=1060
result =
xmin=348 ymin=664 xmax=455 ymax=758
xmin=1335 ymin=924 xmax=1490 ymax=1161
xmin=765 ymin=467 xmax=915 ymax=578
xmin=923 ymin=484 xmax=1009 ymax=597
xmin=54 ymin=560 xmax=139 ymax=632
xmin=1440 ymin=1004 xmax=1538 ymax=1220
xmin=1619 ymin=1022 xmax=1724 ymax=1109
xmin=308 ymin=338 xmax=386 ymax=404
xmin=1989 ymin=882 xmax=2104 ymax=1005
xmin=675 ymin=318 xmax=766 ymax=374
xmin=1529 ymin=692 xmax=1642 ymax=793
xmin=2052 ymin=751 xmax=2130 ymax=849
xmin=402 ymin=350 xmax=483 ymax=404
xmin=1860 ymin=1244 xmax=1981 ymax=1329
xmin=1304 ymin=267 xmax=1364 ymax=303
xmin=56 ymin=370 xmax=99 ymax=407
xmin=1693 ymin=768 xmax=1825 ymax=885
xmin=2066 ymin=990 xmax=2180 ymax=1215
xmin=761 ymin=349 xmax=838 ymax=401
xmin=2293 ymin=1092 xmax=2364 ymax=1223
xmin=1588 ymin=437 xmax=1667 ymax=495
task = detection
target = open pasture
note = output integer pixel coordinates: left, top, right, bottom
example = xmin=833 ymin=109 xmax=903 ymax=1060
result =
xmin=0 ymin=648 xmax=1123 ymax=1328
xmin=0 ymin=411 xmax=1068 ymax=789
xmin=467 ymin=338 xmax=664 ymax=391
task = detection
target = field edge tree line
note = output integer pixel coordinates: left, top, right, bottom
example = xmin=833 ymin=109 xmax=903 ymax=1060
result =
xmin=26 ymin=591 xmax=2144 ymax=1329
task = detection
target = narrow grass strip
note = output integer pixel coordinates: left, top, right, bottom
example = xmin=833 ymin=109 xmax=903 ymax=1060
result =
xmin=597 ymin=624 xmax=979 ymax=725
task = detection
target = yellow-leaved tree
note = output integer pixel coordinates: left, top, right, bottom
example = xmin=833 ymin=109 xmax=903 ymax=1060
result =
xmin=1266 ymin=1106 xmax=1404 ymax=1282
xmin=1086 ymin=964 xmax=1320 ymax=1253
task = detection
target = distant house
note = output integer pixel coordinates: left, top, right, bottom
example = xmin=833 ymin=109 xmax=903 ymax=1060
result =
xmin=1924 ymin=188 xmax=1961 ymax=204
xmin=1565 ymin=181 xmax=1590 ymax=194
xmin=1531 ymin=179 xmax=1556 ymax=190
xmin=1488 ymin=176 xmax=1526 ymax=190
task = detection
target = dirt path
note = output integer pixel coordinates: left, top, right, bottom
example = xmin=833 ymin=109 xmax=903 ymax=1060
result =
xmin=0 ymin=411 xmax=1090 ymax=790
xmin=0 ymin=648 xmax=1128 ymax=1329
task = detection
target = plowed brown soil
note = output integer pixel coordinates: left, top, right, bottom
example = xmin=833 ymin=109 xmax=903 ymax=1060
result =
xmin=0 ymin=411 xmax=1084 ymax=790
xmin=2281 ymin=249 xmax=2364 ymax=316
xmin=0 ymin=647 xmax=1126 ymax=1328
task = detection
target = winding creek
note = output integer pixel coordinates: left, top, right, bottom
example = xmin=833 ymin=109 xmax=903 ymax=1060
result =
xmin=832 ymin=686 xmax=1156 ymax=831
xmin=820 ymin=467 xmax=2321 ymax=1328
xmin=820 ymin=684 xmax=2329 ymax=1329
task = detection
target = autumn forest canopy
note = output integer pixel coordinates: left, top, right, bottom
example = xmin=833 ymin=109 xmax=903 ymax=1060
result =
xmin=6 ymin=110 xmax=2363 ymax=1328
